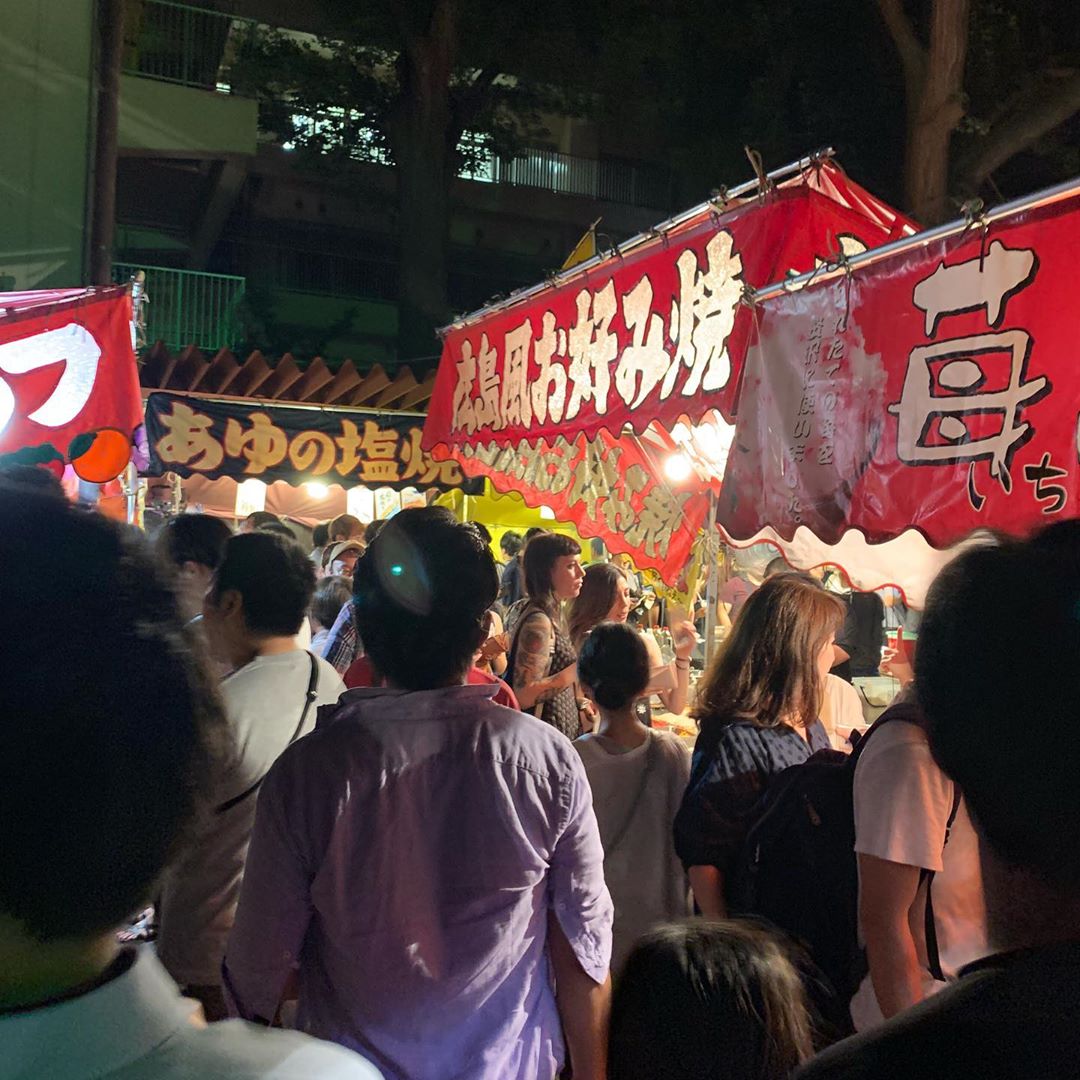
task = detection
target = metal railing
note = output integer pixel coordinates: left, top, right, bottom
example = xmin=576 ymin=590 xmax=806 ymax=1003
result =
xmin=471 ymin=147 xmax=672 ymax=209
xmin=113 ymin=264 xmax=246 ymax=351
xmin=122 ymin=0 xmax=257 ymax=91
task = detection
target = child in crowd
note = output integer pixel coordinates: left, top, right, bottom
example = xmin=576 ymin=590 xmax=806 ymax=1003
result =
xmin=609 ymin=920 xmax=814 ymax=1080
xmin=574 ymin=622 xmax=692 ymax=974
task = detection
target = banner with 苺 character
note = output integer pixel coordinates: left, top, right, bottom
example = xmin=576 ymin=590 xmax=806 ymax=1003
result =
xmin=423 ymin=161 xmax=917 ymax=455
xmin=145 ymin=392 xmax=481 ymax=493
xmin=0 ymin=286 xmax=142 ymax=481
xmin=718 ymin=183 xmax=1080 ymax=555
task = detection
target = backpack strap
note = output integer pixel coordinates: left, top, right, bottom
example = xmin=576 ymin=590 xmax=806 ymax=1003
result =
xmin=215 ymin=652 xmax=321 ymax=815
xmin=603 ymin=732 xmax=659 ymax=862
xmin=922 ymin=784 xmax=963 ymax=982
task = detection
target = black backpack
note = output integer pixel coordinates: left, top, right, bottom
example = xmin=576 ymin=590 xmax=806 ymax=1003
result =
xmin=725 ymin=702 xmax=959 ymax=1016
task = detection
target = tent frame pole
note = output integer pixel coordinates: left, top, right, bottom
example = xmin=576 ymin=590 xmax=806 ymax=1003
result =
xmin=703 ymin=490 xmax=720 ymax=670
xmin=753 ymin=173 xmax=1080 ymax=304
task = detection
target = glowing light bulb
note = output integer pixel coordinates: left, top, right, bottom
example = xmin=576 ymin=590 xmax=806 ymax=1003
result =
xmin=664 ymin=453 xmax=693 ymax=482
xmin=304 ymin=481 xmax=330 ymax=499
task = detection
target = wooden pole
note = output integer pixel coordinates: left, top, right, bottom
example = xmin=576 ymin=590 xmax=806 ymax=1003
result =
xmin=89 ymin=0 xmax=125 ymax=285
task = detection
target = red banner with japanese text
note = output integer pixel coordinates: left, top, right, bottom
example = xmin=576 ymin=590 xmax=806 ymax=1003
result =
xmin=456 ymin=431 xmax=710 ymax=578
xmin=424 ymin=163 xmax=916 ymax=453
xmin=0 ymin=287 xmax=142 ymax=463
xmin=718 ymin=186 xmax=1080 ymax=548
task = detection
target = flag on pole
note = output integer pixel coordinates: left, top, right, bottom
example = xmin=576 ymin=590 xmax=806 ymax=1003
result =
xmin=562 ymin=218 xmax=601 ymax=270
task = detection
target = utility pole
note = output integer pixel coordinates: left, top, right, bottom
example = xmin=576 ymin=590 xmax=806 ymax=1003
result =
xmin=89 ymin=0 xmax=125 ymax=285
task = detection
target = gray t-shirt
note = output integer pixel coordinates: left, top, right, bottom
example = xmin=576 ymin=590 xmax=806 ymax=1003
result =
xmin=158 ymin=650 xmax=344 ymax=986
xmin=574 ymin=729 xmax=692 ymax=975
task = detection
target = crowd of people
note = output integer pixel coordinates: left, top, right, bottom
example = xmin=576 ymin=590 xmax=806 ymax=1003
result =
xmin=3 ymin=470 xmax=1080 ymax=1080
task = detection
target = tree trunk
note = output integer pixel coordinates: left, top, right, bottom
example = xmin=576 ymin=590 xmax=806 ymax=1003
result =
xmin=90 ymin=0 xmax=125 ymax=285
xmin=387 ymin=0 xmax=458 ymax=365
xmin=877 ymin=0 xmax=970 ymax=224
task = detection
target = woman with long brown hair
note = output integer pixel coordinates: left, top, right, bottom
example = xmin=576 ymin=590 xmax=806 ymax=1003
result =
xmin=506 ymin=532 xmax=586 ymax=738
xmin=568 ymin=562 xmax=696 ymax=719
xmin=674 ymin=573 xmax=845 ymax=917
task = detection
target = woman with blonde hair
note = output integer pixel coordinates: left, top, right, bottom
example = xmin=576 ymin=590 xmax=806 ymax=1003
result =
xmin=674 ymin=573 xmax=844 ymax=917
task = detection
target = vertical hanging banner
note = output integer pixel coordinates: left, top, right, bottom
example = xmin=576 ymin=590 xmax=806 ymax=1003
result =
xmin=719 ymin=185 xmax=1080 ymax=548
xmin=0 ymin=287 xmax=142 ymax=466
xmin=424 ymin=162 xmax=917 ymax=454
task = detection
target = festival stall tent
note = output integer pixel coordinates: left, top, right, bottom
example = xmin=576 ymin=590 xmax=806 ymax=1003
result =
xmin=422 ymin=152 xmax=918 ymax=585
xmin=717 ymin=175 xmax=1080 ymax=607
xmin=0 ymin=286 xmax=143 ymax=484
xmin=138 ymin=345 xmax=480 ymax=525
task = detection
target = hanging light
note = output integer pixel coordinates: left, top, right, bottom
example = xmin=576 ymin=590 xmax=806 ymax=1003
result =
xmin=235 ymin=478 xmax=266 ymax=517
xmin=664 ymin=452 xmax=693 ymax=482
xmin=304 ymin=481 xmax=330 ymax=500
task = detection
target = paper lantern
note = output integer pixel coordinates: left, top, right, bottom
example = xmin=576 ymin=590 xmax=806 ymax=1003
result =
xmin=71 ymin=428 xmax=131 ymax=483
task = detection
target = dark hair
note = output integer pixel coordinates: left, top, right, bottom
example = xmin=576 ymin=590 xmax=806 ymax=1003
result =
xmin=157 ymin=513 xmax=233 ymax=572
xmin=577 ymin=622 xmax=650 ymax=710
xmin=918 ymin=528 xmax=1080 ymax=887
xmin=212 ymin=532 xmax=316 ymax=636
xmin=470 ymin=521 xmax=493 ymax=545
xmin=609 ymin=920 xmax=814 ymax=1080
xmin=764 ymin=556 xmax=790 ymax=578
xmin=364 ymin=518 xmax=387 ymax=545
xmin=0 ymin=487 xmax=225 ymax=941
xmin=258 ymin=520 xmax=298 ymax=542
xmin=568 ymin=563 xmax=628 ymax=649
xmin=353 ymin=507 xmax=498 ymax=689
xmin=312 ymin=574 xmax=352 ymax=630
xmin=525 ymin=527 xmax=547 ymax=543
xmin=329 ymin=513 xmax=363 ymax=541
xmin=244 ymin=510 xmax=279 ymax=530
xmin=500 ymin=530 xmax=523 ymax=557
xmin=312 ymin=521 xmax=330 ymax=548
xmin=0 ymin=463 xmax=65 ymax=497
xmin=523 ymin=531 xmax=581 ymax=615
xmin=694 ymin=574 xmax=844 ymax=736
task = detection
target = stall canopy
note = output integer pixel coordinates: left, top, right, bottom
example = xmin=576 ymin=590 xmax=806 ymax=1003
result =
xmin=718 ymin=175 xmax=1080 ymax=605
xmin=423 ymin=153 xmax=918 ymax=579
xmin=0 ymin=286 xmax=142 ymax=480
xmin=146 ymin=390 xmax=481 ymax=493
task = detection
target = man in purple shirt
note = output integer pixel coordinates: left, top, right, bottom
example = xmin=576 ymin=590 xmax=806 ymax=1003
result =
xmin=225 ymin=508 xmax=613 ymax=1080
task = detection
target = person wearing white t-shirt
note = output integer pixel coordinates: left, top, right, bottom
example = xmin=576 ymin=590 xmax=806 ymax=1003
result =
xmin=0 ymin=488 xmax=377 ymax=1079
xmin=849 ymin=692 xmax=988 ymax=1030
xmin=158 ymin=531 xmax=345 ymax=1021
xmin=574 ymin=622 xmax=692 ymax=975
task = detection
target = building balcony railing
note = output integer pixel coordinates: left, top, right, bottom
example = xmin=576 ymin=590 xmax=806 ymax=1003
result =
xmin=122 ymin=0 xmax=257 ymax=92
xmin=113 ymin=263 xmax=246 ymax=351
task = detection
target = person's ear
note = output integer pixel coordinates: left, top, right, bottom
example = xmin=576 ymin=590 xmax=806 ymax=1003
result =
xmin=217 ymin=588 xmax=244 ymax=623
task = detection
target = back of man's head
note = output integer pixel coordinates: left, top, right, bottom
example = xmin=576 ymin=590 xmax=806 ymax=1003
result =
xmin=242 ymin=510 xmax=280 ymax=533
xmin=157 ymin=513 xmax=233 ymax=571
xmin=353 ymin=507 xmax=498 ymax=690
xmin=329 ymin=513 xmax=363 ymax=541
xmin=0 ymin=486 xmax=224 ymax=943
xmin=211 ymin=532 xmax=316 ymax=637
xmin=918 ymin=526 xmax=1080 ymax=889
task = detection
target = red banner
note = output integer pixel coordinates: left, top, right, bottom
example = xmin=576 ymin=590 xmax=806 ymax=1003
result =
xmin=424 ymin=163 xmax=916 ymax=453
xmin=0 ymin=287 xmax=143 ymax=463
xmin=458 ymin=432 xmax=710 ymax=577
xmin=718 ymin=187 xmax=1080 ymax=549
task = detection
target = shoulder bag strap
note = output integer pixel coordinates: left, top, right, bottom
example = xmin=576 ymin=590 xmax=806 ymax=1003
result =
xmin=922 ymin=783 xmax=963 ymax=982
xmin=215 ymin=652 xmax=321 ymax=815
xmin=603 ymin=733 xmax=659 ymax=863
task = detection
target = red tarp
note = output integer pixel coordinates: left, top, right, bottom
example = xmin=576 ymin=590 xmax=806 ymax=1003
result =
xmin=424 ymin=162 xmax=916 ymax=580
xmin=719 ymin=186 xmax=1080 ymax=552
xmin=0 ymin=286 xmax=142 ymax=466
xmin=424 ymin=162 xmax=915 ymax=453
